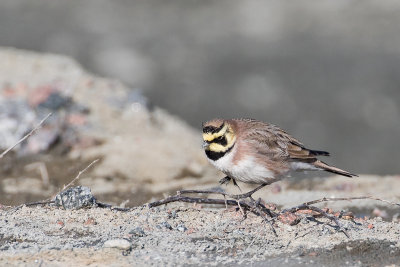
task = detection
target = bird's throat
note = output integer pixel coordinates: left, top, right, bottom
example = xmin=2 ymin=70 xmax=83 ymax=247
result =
xmin=205 ymin=144 xmax=234 ymax=161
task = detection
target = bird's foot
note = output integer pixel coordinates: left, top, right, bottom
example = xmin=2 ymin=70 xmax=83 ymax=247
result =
xmin=219 ymin=176 xmax=231 ymax=185
xmin=219 ymin=176 xmax=243 ymax=192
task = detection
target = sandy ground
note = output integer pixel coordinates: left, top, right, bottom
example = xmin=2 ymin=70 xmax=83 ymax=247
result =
xmin=1 ymin=203 xmax=400 ymax=267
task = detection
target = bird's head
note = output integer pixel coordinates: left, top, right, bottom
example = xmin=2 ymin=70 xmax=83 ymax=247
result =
xmin=202 ymin=119 xmax=236 ymax=156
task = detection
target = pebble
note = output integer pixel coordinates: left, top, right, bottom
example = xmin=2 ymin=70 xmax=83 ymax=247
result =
xmin=301 ymin=217 xmax=310 ymax=224
xmin=54 ymin=186 xmax=97 ymax=209
xmin=130 ymin=227 xmax=146 ymax=237
xmin=103 ymin=239 xmax=132 ymax=250
xmin=157 ymin=221 xmax=173 ymax=230
xmin=177 ymin=224 xmax=187 ymax=232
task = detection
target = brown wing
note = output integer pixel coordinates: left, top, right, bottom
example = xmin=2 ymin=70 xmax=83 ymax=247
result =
xmin=239 ymin=119 xmax=329 ymax=162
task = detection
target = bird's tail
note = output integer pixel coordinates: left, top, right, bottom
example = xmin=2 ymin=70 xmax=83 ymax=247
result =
xmin=313 ymin=160 xmax=358 ymax=178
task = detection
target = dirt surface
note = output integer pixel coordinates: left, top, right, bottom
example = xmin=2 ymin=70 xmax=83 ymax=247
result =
xmin=1 ymin=204 xmax=400 ymax=266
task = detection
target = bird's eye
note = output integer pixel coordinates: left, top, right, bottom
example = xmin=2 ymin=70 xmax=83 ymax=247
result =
xmin=216 ymin=136 xmax=224 ymax=141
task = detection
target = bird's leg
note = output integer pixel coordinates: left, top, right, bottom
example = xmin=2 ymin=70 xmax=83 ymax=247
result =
xmin=219 ymin=176 xmax=242 ymax=192
xmin=232 ymin=179 xmax=242 ymax=192
xmin=219 ymin=176 xmax=231 ymax=185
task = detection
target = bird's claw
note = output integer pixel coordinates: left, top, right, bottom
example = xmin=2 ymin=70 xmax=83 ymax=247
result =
xmin=219 ymin=176 xmax=231 ymax=186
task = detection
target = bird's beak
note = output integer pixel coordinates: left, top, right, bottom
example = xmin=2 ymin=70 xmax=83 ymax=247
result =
xmin=202 ymin=141 xmax=209 ymax=149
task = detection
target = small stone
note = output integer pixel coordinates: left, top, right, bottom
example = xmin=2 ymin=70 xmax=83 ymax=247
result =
xmin=168 ymin=210 xmax=177 ymax=219
xmin=129 ymin=227 xmax=146 ymax=237
xmin=84 ymin=217 xmax=96 ymax=225
xmin=308 ymin=252 xmax=318 ymax=257
xmin=278 ymin=212 xmax=300 ymax=226
xmin=341 ymin=211 xmax=355 ymax=220
xmin=104 ymin=239 xmax=131 ymax=250
xmin=156 ymin=221 xmax=173 ymax=230
xmin=54 ymin=186 xmax=96 ymax=209
xmin=264 ymin=202 xmax=277 ymax=211
xmin=300 ymin=217 xmax=310 ymax=224
xmin=177 ymin=224 xmax=187 ymax=232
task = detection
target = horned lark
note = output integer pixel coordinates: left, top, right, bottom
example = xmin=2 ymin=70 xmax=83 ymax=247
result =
xmin=202 ymin=118 xmax=356 ymax=196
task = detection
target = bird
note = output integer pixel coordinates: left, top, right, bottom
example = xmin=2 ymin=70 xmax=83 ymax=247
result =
xmin=202 ymin=118 xmax=357 ymax=198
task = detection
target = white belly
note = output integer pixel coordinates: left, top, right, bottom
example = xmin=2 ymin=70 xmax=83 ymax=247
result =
xmin=208 ymin=150 xmax=275 ymax=184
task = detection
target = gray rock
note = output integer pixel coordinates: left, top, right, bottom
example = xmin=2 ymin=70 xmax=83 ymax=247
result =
xmin=177 ymin=224 xmax=187 ymax=232
xmin=129 ymin=227 xmax=146 ymax=237
xmin=156 ymin=221 xmax=172 ymax=230
xmin=103 ymin=239 xmax=131 ymax=250
xmin=54 ymin=186 xmax=97 ymax=209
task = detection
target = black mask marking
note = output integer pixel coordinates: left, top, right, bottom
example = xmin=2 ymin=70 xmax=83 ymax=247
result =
xmin=211 ymin=136 xmax=227 ymax=146
xmin=202 ymin=123 xmax=225 ymax=134
xmin=205 ymin=144 xmax=234 ymax=161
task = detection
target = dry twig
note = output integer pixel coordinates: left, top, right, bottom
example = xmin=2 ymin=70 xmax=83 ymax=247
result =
xmin=0 ymin=113 xmax=52 ymax=159
xmin=60 ymin=159 xmax=99 ymax=192
xmin=302 ymin=196 xmax=400 ymax=207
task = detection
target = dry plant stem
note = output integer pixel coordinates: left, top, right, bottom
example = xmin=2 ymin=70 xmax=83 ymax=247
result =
xmin=96 ymin=202 xmax=131 ymax=212
xmin=60 ymin=159 xmax=100 ymax=192
xmin=284 ymin=204 xmax=350 ymax=238
xmin=0 ymin=113 xmax=52 ymax=159
xmin=149 ymin=195 xmax=255 ymax=210
xmin=303 ymin=196 xmax=400 ymax=207
xmin=250 ymin=197 xmax=278 ymax=237
xmin=47 ymin=158 xmax=100 ymax=200
xmin=179 ymin=182 xmax=272 ymax=200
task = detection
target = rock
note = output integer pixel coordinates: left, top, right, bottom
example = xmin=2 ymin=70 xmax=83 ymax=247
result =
xmin=177 ymin=224 xmax=187 ymax=232
xmin=156 ymin=222 xmax=173 ymax=230
xmin=278 ymin=212 xmax=301 ymax=226
xmin=103 ymin=239 xmax=131 ymax=250
xmin=129 ymin=227 xmax=146 ymax=237
xmin=54 ymin=186 xmax=97 ymax=209
xmin=0 ymin=48 xmax=219 ymax=196
xmin=0 ymin=73 xmax=93 ymax=155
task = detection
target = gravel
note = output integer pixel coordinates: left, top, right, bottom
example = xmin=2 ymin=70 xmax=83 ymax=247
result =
xmin=1 ymin=204 xmax=400 ymax=266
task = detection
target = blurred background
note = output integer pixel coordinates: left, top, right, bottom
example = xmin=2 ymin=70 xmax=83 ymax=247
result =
xmin=1 ymin=0 xmax=399 ymax=174
xmin=0 ymin=0 xmax=400 ymax=208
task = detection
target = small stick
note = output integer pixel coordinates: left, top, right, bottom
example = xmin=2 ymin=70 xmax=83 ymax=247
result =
xmin=283 ymin=204 xmax=349 ymax=238
xmin=0 ymin=113 xmax=52 ymax=159
xmin=250 ymin=197 xmax=278 ymax=237
xmin=96 ymin=201 xmax=131 ymax=211
xmin=149 ymin=195 xmax=251 ymax=210
xmin=179 ymin=182 xmax=272 ymax=200
xmin=60 ymin=159 xmax=99 ymax=192
xmin=302 ymin=196 xmax=400 ymax=207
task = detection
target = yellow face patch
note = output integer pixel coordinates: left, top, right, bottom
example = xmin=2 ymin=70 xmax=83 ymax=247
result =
xmin=203 ymin=125 xmax=236 ymax=153
xmin=224 ymin=131 xmax=236 ymax=149
xmin=202 ymin=124 xmax=228 ymax=142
